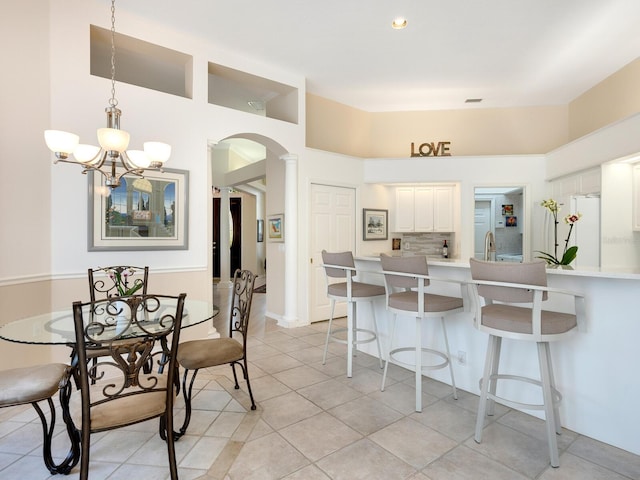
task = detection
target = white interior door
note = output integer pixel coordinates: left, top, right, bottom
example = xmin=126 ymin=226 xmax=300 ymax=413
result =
xmin=310 ymin=184 xmax=356 ymax=322
xmin=474 ymin=200 xmax=492 ymax=259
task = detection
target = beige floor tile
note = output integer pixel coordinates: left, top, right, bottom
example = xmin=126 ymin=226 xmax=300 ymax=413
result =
xmin=245 ymin=419 xmax=273 ymax=442
xmin=269 ymin=336 xmax=317 ymax=353
xmin=286 ymin=345 xmax=333 ymax=364
xmin=316 ymin=438 xmax=416 ymax=480
xmin=205 ymin=412 xmax=245 ymax=437
xmin=259 ymin=392 xmax=321 ymax=430
xmin=567 ymin=435 xmax=640 ymax=479
xmin=279 ymin=412 xmax=362 ymax=462
xmin=338 ymin=367 xmax=385 ymax=394
xmin=370 ymin=417 xmax=457 ymax=469
xmin=297 ymin=379 xmax=363 ymax=410
xmin=273 ymin=365 xmax=331 ymax=390
xmin=410 ymin=399 xmax=481 ymax=442
xmin=498 ymin=410 xmax=578 ymax=451
xmin=191 ymin=389 xmax=233 ymax=411
xmin=179 ymin=436 xmax=228 ymax=470
xmin=282 ymin=463 xmax=331 ymax=479
xmin=226 ymin=432 xmax=308 ymax=480
xmin=328 ymin=395 xmax=404 ymax=436
xmin=423 ymin=444 xmax=529 ymax=479
xmin=247 ymin=375 xmax=291 ymax=402
xmin=0 ymin=423 xmax=45 ymax=455
xmin=369 ymin=380 xmax=439 ymax=415
xmin=309 ymin=355 xmax=351 ymax=377
xmin=464 ymin=422 xmax=555 ymax=478
xmin=254 ymin=353 xmax=303 ymax=374
xmin=537 ymin=452 xmax=630 ymax=479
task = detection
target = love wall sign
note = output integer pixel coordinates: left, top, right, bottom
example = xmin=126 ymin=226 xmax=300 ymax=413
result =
xmin=410 ymin=141 xmax=452 ymax=157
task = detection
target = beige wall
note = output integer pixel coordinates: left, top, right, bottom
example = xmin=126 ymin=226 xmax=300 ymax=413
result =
xmin=306 ymin=94 xmax=372 ymax=157
xmin=368 ymin=107 xmax=568 ymax=157
xmin=306 ymin=59 xmax=640 ymax=157
xmin=568 ymin=58 xmax=640 ymax=140
xmin=307 ymin=96 xmax=568 ymax=157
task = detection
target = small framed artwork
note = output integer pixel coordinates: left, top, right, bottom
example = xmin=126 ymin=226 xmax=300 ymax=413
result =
xmin=267 ymin=214 xmax=284 ymax=242
xmin=392 ymin=238 xmax=402 ymax=250
xmin=502 ymin=204 xmax=514 ymax=216
xmin=257 ymin=219 xmax=264 ymax=242
xmin=363 ymin=208 xmax=388 ymax=241
xmin=506 ymin=216 xmax=518 ymax=227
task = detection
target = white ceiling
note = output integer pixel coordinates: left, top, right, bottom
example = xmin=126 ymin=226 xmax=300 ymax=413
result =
xmin=117 ymin=0 xmax=640 ymax=112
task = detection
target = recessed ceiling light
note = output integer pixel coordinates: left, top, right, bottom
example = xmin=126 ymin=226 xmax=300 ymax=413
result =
xmin=392 ymin=17 xmax=407 ymax=29
xmin=465 ymin=98 xmax=483 ymax=103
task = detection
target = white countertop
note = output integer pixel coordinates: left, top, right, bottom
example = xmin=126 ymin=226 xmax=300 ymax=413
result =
xmin=355 ymin=254 xmax=640 ymax=280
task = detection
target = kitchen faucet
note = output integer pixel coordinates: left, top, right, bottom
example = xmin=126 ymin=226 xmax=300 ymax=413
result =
xmin=484 ymin=231 xmax=496 ymax=261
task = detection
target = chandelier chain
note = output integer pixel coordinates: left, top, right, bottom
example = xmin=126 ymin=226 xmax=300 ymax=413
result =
xmin=109 ymin=0 xmax=118 ymax=108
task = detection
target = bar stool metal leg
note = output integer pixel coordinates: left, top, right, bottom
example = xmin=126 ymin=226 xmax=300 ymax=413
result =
xmin=538 ymin=342 xmax=560 ymax=467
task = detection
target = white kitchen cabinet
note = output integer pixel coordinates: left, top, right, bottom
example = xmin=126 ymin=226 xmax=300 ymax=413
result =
xmin=633 ymin=165 xmax=640 ymax=231
xmin=394 ymin=186 xmax=454 ymax=232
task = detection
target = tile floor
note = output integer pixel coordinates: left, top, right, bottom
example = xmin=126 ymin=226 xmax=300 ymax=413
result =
xmin=1 ymin=283 xmax=640 ymax=479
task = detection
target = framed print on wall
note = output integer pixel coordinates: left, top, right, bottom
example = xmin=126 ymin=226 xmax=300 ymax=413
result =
xmin=88 ymin=168 xmax=189 ymax=251
xmin=363 ymin=208 xmax=388 ymax=241
xmin=267 ymin=214 xmax=284 ymax=242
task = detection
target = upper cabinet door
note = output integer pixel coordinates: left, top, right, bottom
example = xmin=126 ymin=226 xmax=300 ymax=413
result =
xmin=394 ymin=187 xmax=415 ymax=232
xmin=414 ymin=187 xmax=435 ymax=231
xmin=433 ymin=186 xmax=454 ymax=232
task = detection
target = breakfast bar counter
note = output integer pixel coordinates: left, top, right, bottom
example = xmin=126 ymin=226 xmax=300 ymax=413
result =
xmin=352 ymin=255 xmax=640 ymax=456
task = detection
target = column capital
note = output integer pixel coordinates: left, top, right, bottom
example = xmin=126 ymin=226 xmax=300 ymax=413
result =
xmin=280 ymin=153 xmax=298 ymax=163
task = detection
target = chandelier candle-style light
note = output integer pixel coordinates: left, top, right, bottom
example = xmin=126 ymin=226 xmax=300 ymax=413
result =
xmin=44 ymin=0 xmax=170 ymax=188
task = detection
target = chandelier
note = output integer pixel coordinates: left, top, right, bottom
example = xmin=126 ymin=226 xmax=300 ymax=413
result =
xmin=44 ymin=0 xmax=170 ymax=188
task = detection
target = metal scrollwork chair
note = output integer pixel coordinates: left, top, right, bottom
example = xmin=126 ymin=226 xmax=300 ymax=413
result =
xmin=469 ymin=258 xmax=585 ymax=467
xmin=0 ymin=364 xmax=78 ymax=474
xmin=88 ymin=266 xmax=149 ymax=301
xmin=86 ymin=266 xmax=150 ymax=380
xmin=177 ymin=269 xmax=257 ymax=438
xmin=69 ymin=293 xmax=186 ymax=480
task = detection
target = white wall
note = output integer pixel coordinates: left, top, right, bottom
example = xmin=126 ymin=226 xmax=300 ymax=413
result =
xmin=363 ymin=155 xmax=548 ymax=262
xmin=0 ymin=3 xmax=52 ymax=283
xmin=546 ymin=113 xmax=640 ymax=180
xmin=43 ymin=0 xmax=305 ymax=308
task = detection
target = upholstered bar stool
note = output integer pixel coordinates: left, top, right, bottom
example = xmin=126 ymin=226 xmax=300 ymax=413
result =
xmin=321 ymin=250 xmax=385 ymax=378
xmin=469 ymin=258 xmax=585 ymax=468
xmin=379 ymin=254 xmax=463 ymax=412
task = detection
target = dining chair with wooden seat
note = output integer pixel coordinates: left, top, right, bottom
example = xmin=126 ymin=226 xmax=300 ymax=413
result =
xmin=176 ymin=269 xmax=257 ymax=437
xmin=469 ymin=258 xmax=585 ymax=467
xmin=321 ymin=250 xmax=385 ymax=378
xmin=0 ymin=363 xmax=78 ymax=474
xmin=379 ymin=253 xmax=463 ymax=412
xmin=69 ymin=293 xmax=186 ymax=480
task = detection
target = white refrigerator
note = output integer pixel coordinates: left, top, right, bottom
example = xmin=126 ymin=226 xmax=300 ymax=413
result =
xmin=546 ymin=195 xmax=600 ymax=268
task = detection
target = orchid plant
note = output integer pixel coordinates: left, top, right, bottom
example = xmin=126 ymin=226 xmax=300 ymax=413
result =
xmin=103 ymin=266 xmax=144 ymax=296
xmin=535 ymin=199 xmax=582 ymax=266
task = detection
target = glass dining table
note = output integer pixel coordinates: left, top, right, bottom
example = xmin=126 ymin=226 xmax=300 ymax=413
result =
xmin=0 ymin=298 xmax=219 ymax=475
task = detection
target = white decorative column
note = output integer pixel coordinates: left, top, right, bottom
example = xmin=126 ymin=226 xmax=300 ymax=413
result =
xmin=218 ymin=187 xmax=233 ymax=289
xmin=281 ymin=154 xmax=298 ymax=326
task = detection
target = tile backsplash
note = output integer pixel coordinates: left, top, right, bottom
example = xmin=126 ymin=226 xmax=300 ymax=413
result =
xmin=392 ymin=232 xmax=453 ymax=258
